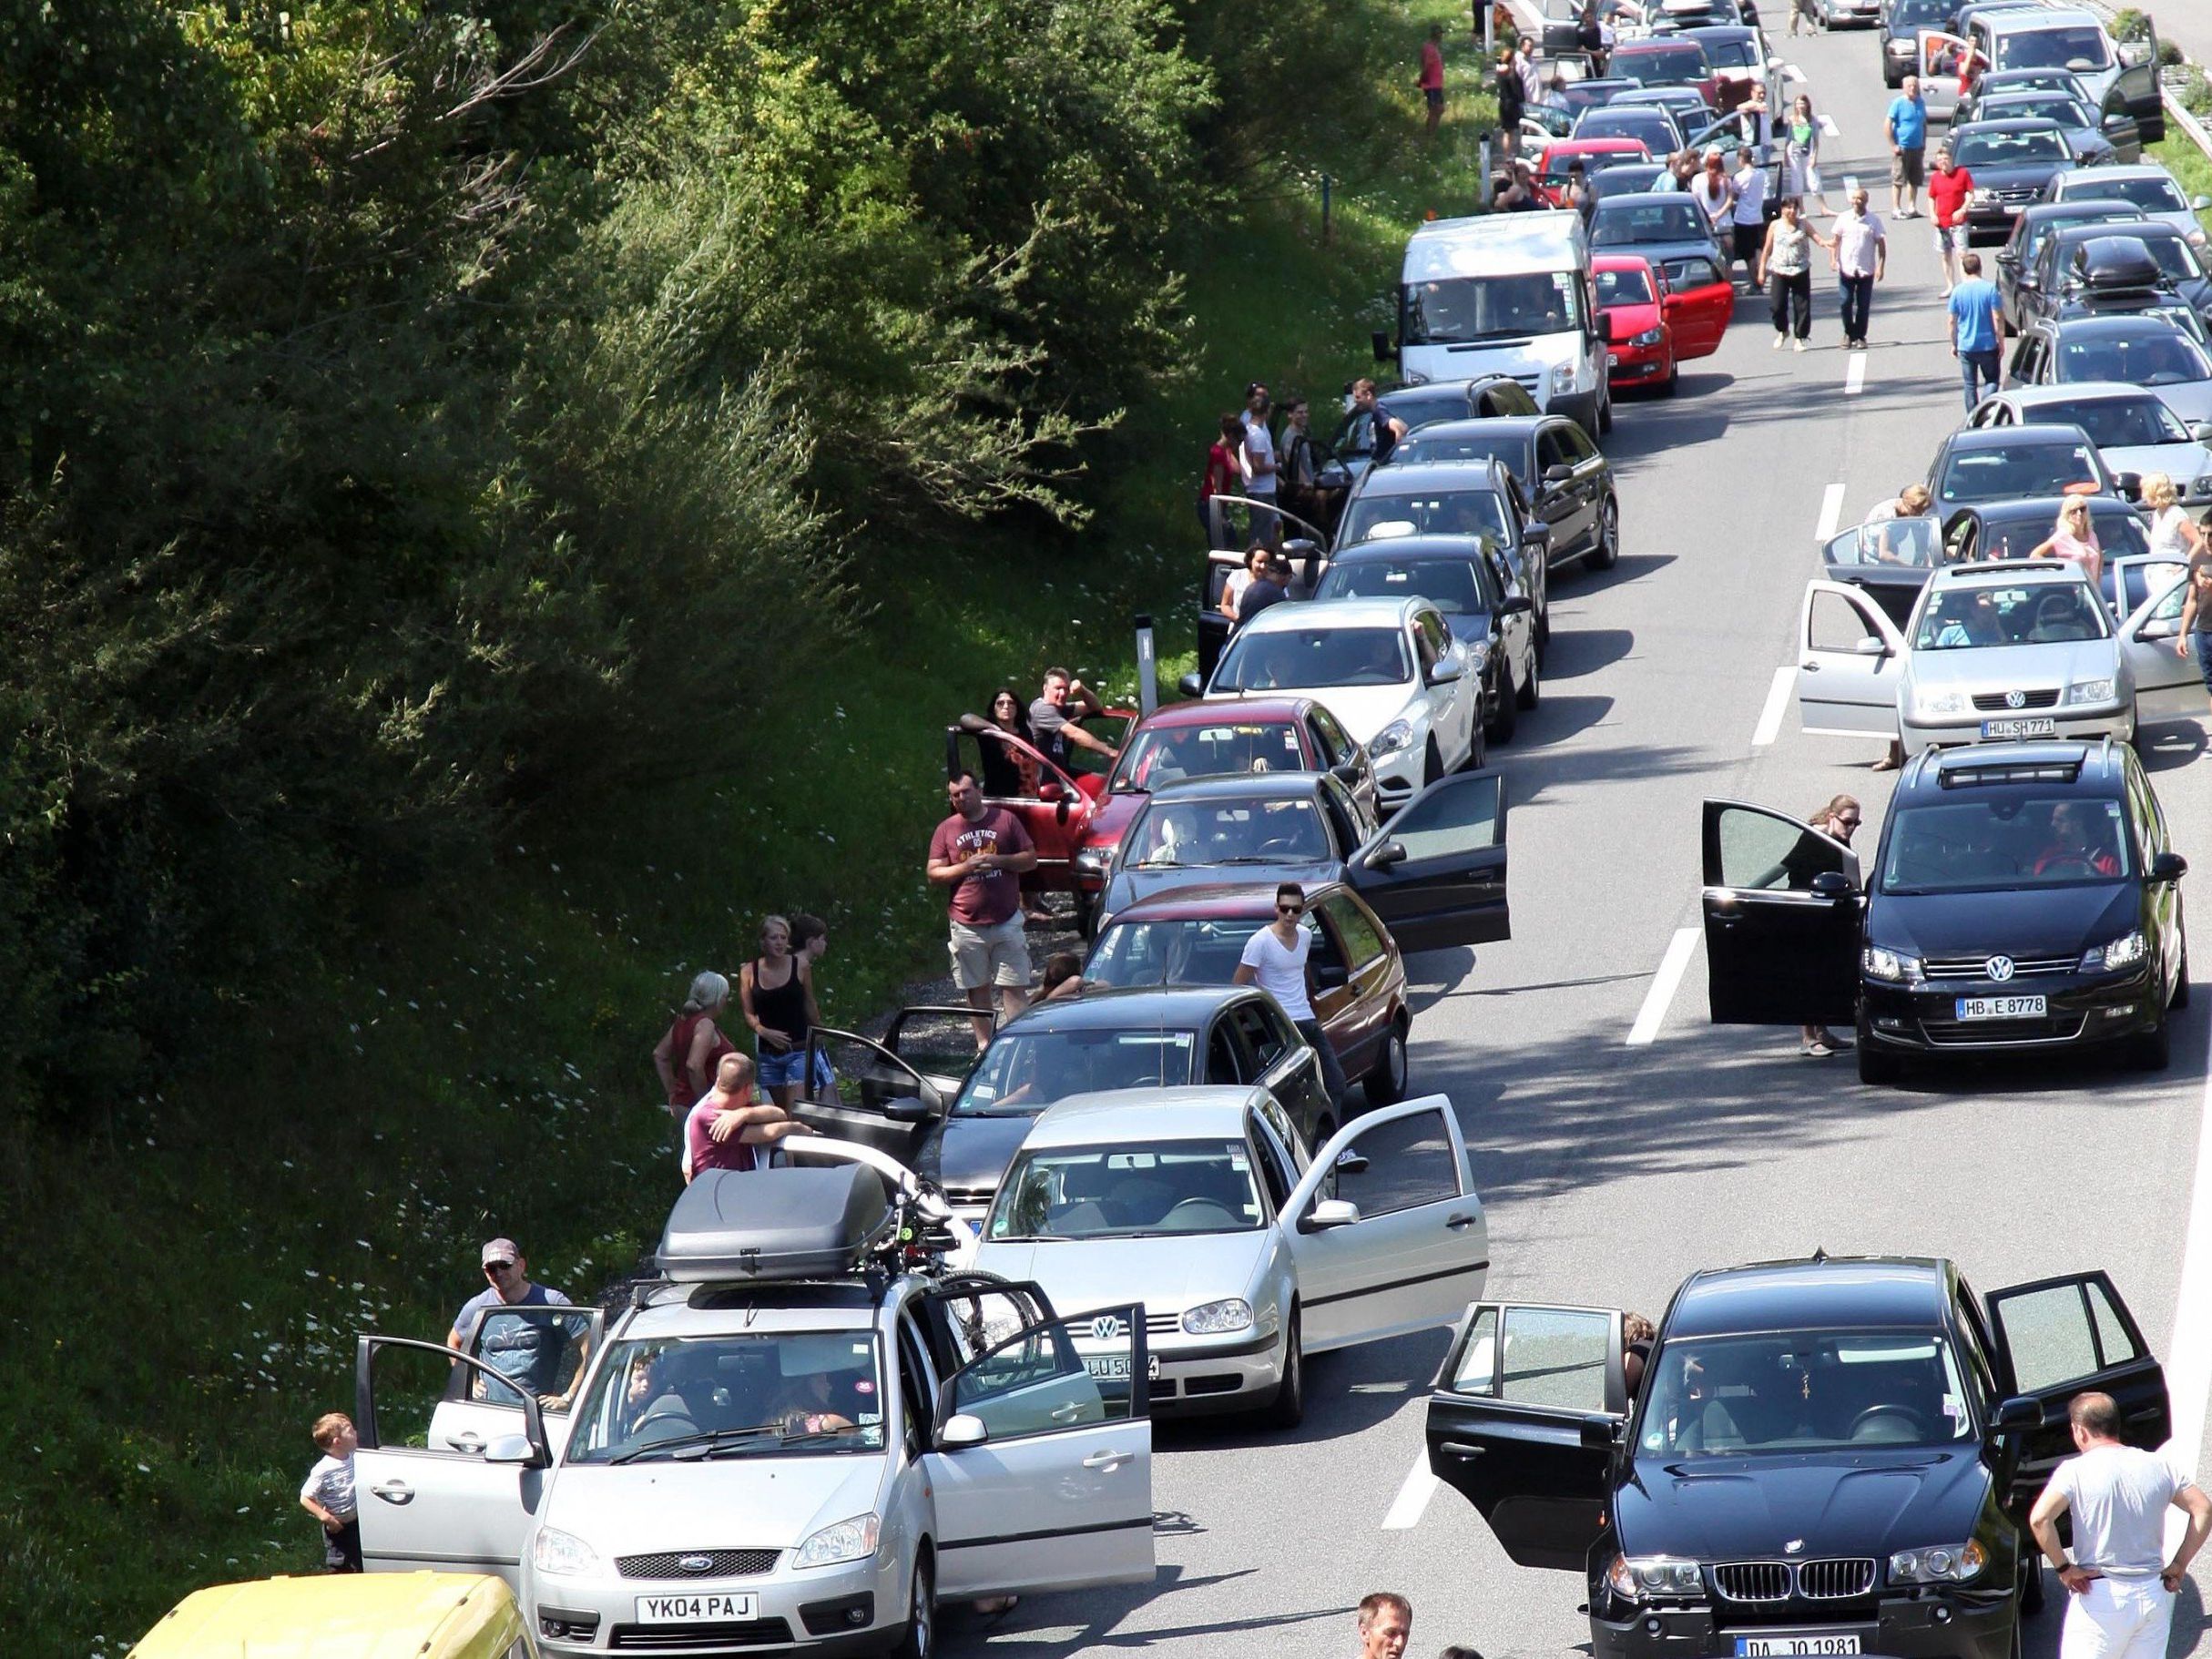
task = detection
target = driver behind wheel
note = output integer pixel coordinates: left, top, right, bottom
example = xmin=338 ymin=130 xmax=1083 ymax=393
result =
xmin=2032 ymin=799 xmax=2122 ymax=878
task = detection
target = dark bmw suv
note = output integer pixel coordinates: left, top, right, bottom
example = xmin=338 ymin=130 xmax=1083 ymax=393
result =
xmin=1697 ymin=740 xmax=2188 ymax=1082
xmin=1427 ymin=1254 xmax=2172 ymax=1659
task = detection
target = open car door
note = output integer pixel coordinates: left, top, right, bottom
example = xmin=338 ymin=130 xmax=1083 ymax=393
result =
xmin=1282 ymin=1096 xmax=1489 ymax=1353
xmin=1659 ymin=254 xmax=1732 ymax=361
xmin=923 ymin=1300 xmax=1154 ymax=1599
xmin=796 ymin=1007 xmax=973 ymax=1161
xmin=1983 ymin=1271 xmax=2170 ymax=1515
xmin=2116 ymin=566 xmax=2204 ymax=726
xmin=2112 ymin=18 xmax=2165 ymax=143
xmin=947 ymin=718 xmax=1096 ymax=891
xmin=1796 ymin=578 xmax=1907 ymax=738
xmin=443 ymin=1303 xmax=603 ymax=1459
xmin=1345 ymin=770 xmax=1509 ymax=952
xmin=2106 ymin=554 xmax=2185 ymax=620
xmin=354 ymin=1335 xmax=556 ymax=1584
xmin=1701 ymin=800 xmax=1862 ymax=1026
xmin=1427 ymin=1301 xmax=1626 ymax=1571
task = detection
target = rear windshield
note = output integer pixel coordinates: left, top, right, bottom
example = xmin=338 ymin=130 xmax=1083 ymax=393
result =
xmin=1340 ymin=488 xmax=1512 ymax=545
xmin=1316 ymin=555 xmax=1497 ymax=616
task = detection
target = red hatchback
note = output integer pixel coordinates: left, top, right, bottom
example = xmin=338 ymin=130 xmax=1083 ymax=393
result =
xmin=1070 ymin=697 xmax=1381 ymax=930
xmin=946 ymin=706 xmax=1138 ymax=902
xmin=1595 ymin=252 xmax=1733 ymax=397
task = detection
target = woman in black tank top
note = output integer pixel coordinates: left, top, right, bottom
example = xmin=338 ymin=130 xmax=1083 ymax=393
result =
xmin=741 ymin=916 xmax=820 ymax=1108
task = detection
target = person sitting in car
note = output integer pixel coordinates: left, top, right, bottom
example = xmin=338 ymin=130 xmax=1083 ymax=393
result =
xmin=2033 ymin=800 xmax=2123 ymax=879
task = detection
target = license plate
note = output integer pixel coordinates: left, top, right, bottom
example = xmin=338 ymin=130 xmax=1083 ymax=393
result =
xmin=1149 ymin=1352 xmax=1160 ymax=1379
xmin=1736 ymin=1636 xmax=1861 ymax=1656
xmin=1086 ymin=1356 xmax=1131 ymax=1379
xmin=1981 ymin=717 xmax=2056 ymax=739
xmin=636 ymin=1593 xmax=759 ymax=1623
xmin=1957 ymin=994 xmax=2046 ymax=1020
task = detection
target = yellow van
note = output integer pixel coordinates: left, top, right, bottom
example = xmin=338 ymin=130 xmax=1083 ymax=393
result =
xmin=130 ymin=1572 xmax=535 ymax=1659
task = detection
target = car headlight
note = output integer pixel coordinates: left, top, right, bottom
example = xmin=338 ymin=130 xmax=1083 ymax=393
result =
xmin=1631 ymin=327 xmax=1666 ymax=347
xmin=1913 ymin=687 xmax=1967 ymax=718
xmin=531 ymin=1525 xmax=603 ymax=1578
xmin=1971 ymin=188 xmax=1997 ymax=204
xmin=1549 ymin=361 xmax=1577 ymax=395
xmin=1606 ymin=1553 xmax=1705 ymax=1601
xmin=1862 ymin=945 xmax=1925 ymax=984
xmin=1369 ymin=718 xmax=1415 ymax=758
xmin=1182 ymin=1298 xmax=1255 ymax=1335
xmin=795 ymin=1513 xmax=882 ymax=1569
xmin=1890 ymin=1540 xmax=1986 ymax=1583
xmin=2083 ymin=929 xmax=2147 ymax=972
xmin=2065 ymin=677 xmax=2115 ymax=705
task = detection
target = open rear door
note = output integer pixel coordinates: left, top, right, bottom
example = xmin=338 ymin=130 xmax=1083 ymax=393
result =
xmin=1345 ymin=770 xmax=1509 ymax=952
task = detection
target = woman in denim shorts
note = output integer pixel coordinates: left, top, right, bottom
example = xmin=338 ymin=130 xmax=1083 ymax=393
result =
xmin=741 ymin=915 xmax=822 ymax=1109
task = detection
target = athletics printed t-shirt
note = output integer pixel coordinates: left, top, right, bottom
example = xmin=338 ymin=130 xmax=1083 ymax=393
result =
xmin=930 ymin=807 xmax=1034 ymax=927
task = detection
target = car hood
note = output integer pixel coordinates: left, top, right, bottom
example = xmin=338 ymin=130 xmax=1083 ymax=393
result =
xmin=544 ymin=1456 xmax=885 ymax=1555
xmin=1904 ymin=636 xmax=2121 ymax=693
xmin=1871 ymin=880 xmax=2137 ymax=960
xmin=2145 ymin=380 xmax=2212 ymax=425
xmin=2098 ymin=439 xmax=2212 ymax=481
xmin=1081 ymin=791 xmax=1147 ymax=860
xmin=921 ymin=1111 xmax=1045 ymax=1202
xmin=973 ymin=1230 xmax=1275 ymax=1321
xmin=1617 ymin=1445 xmax=1993 ymax=1562
xmin=1102 ymin=856 xmax=1344 ymax=922
xmin=1213 ymin=681 xmax=1415 ymax=744
xmin=1602 ymin=299 xmax=1665 ymax=333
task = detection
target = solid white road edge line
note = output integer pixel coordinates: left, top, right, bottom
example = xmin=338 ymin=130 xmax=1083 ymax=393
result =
xmin=1845 ymin=353 xmax=1867 ymax=395
xmin=1816 ymin=481 xmax=1846 ymax=542
xmin=1752 ymin=666 xmax=1795 ymax=748
xmin=1382 ymin=1455 xmax=1441 ymax=1531
xmin=2162 ymin=1022 xmax=2212 ymax=1545
xmin=1627 ymin=927 xmax=1702 ymax=1046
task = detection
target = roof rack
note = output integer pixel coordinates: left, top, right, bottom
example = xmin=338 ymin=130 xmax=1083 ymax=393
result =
xmin=1936 ymin=757 xmax=2084 ymax=789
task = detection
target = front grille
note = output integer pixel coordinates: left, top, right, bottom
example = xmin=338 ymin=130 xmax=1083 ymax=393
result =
xmin=1923 ymin=952 xmax=2077 ymax=980
xmin=1799 ymin=1558 xmax=1877 ymax=1599
xmin=1714 ymin=1562 xmax=1791 ymax=1602
xmin=617 ymin=1548 xmax=781 ymax=1581
xmin=1146 ymin=1311 xmax=1180 ymax=1337
xmin=608 ymin=1619 xmax=794 ymax=1650
xmin=942 ymin=1186 xmax=994 ymax=1214
xmin=1971 ymin=688 xmax=2060 ymax=711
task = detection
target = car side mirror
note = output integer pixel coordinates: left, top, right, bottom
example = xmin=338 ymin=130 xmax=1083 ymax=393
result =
xmin=2112 ymin=471 xmax=2142 ymax=501
xmin=880 ymin=1096 xmax=936 ymax=1124
xmin=1429 ymin=656 xmax=1464 ymax=684
xmin=484 ymin=1433 xmax=545 ymax=1468
xmin=2193 ymin=195 xmax=2212 ymax=213
xmin=1524 ymin=522 xmax=1554 ymax=546
xmin=2104 ymin=113 xmax=2131 ymax=131
xmin=1602 ymin=311 xmax=1626 ymax=344
xmin=1367 ymin=840 xmax=1409 ymax=870
xmin=2191 ymin=422 xmax=2212 ymax=445
xmin=1992 ymin=1395 xmax=2043 ymax=1433
xmin=1177 ymin=671 xmax=1204 ymax=699
xmin=1304 ymin=1197 xmax=1362 ymax=1231
xmin=1372 ymin=328 xmax=1398 ymax=363
xmin=1581 ymin=1415 xmax=1625 ymax=1450
xmin=2152 ymin=851 xmax=2188 ymax=883
xmin=1851 ymin=636 xmax=1891 ymax=658
xmin=1499 ymin=595 xmax=1534 ymax=616
xmin=2016 ymin=273 xmax=2038 ymax=290
xmin=1542 ymin=463 xmax=1576 ymax=484
xmin=940 ymin=1413 xmax=989 ymax=1450
xmin=1055 ymin=794 xmax=1073 ymax=825
xmin=1809 ymin=870 xmax=1855 ymax=900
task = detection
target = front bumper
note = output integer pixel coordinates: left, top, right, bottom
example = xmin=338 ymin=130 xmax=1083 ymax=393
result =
xmin=1860 ymin=963 xmax=2161 ymax=1053
xmin=1820 ymin=0 xmax=1882 ymax=25
xmin=535 ymin=1552 xmax=907 ymax=1657
xmin=1592 ymin=1588 xmax=2013 ymax=1659
xmin=1608 ymin=341 xmax=1674 ymax=388
xmin=1371 ymin=741 xmax=1431 ymax=813
xmin=1899 ymin=699 xmax=2132 ymax=756
xmin=1147 ymin=1329 xmax=1283 ymax=1416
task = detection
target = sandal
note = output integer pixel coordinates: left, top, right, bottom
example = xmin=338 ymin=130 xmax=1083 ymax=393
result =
xmin=1800 ymin=1040 xmax=1836 ymax=1057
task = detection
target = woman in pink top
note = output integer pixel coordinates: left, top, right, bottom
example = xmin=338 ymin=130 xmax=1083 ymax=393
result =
xmin=2030 ymin=495 xmax=2103 ymax=590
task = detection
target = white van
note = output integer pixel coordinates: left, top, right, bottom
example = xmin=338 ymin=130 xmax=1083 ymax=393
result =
xmin=1374 ymin=211 xmax=1616 ymax=437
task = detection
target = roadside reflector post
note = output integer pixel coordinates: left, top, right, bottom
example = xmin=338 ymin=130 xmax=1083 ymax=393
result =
xmin=1134 ymin=614 xmax=1158 ymax=717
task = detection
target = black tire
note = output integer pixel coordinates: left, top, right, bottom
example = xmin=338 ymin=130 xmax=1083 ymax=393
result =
xmin=1364 ymin=1018 xmax=1410 ymax=1106
xmin=2131 ymin=1012 xmax=2171 ymax=1072
xmin=1597 ymin=384 xmax=1614 ymax=433
xmin=1422 ymin=738 xmax=1441 ymax=787
xmin=1264 ymin=1310 xmax=1306 ymax=1430
xmin=1488 ymin=667 xmax=1519 ymax=744
xmin=2174 ymin=936 xmax=2190 ymax=1009
xmin=1517 ymin=647 xmax=1540 ymax=710
xmin=2022 ymin=1556 xmax=2045 ymax=1617
xmin=1075 ymin=893 xmax=1096 ymax=941
xmin=1661 ymin=362 xmax=1680 ymax=396
xmin=1858 ymin=1042 xmax=1903 ymax=1085
xmin=1593 ymin=496 xmax=1620 ymax=570
xmin=888 ymin=1548 xmax=935 ymax=1659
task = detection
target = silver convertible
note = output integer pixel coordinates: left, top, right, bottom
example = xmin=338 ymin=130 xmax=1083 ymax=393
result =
xmin=970 ymin=1085 xmax=1490 ymax=1430
xmin=1794 ymin=560 xmax=2199 ymax=755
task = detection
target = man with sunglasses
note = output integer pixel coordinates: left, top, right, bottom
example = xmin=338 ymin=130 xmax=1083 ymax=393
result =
xmin=1232 ymin=881 xmax=1349 ymax=1111
xmin=446 ymin=1237 xmax=589 ymax=1410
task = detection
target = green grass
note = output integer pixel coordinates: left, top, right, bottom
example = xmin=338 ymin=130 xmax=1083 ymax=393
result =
xmin=2148 ymin=132 xmax=2212 ymax=237
xmin=0 ymin=2 xmax=1493 ymax=1651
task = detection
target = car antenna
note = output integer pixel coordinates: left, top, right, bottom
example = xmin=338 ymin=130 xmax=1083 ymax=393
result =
xmin=1810 ymin=1245 xmax=1830 ymax=1264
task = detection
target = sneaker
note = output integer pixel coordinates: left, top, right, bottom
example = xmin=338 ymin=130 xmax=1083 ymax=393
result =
xmin=1773 ymin=334 xmax=1786 ymax=349
xmin=1793 ymin=339 xmax=1808 ymax=351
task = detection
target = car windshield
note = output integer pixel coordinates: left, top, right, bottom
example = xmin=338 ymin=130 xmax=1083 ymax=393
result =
xmin=1889 ymin=0 xmax=1949 ymax=25
xmin=1109 ymin=719 xmax=1303 ymax=794
xmin=1388 ymin=428 xmax=1525 ymax=474
xmin=1911 ymin=580 xmax=2112 ymax=650
xmin=1318 ymin=555 xmax=1495 ymax=616
xmin=1340 ymin=490 xmax=1511 ymax=545
xmin=1616 ymin=44 xmax=1708 ymax=83
xmin=1830 ymin=515 xmax=1943 ymax=567
xmin=566 ymin=1333 xmax=887 ymax=1464
xmin=953 ymin=1028 xmax=1198 ymax=1116
xmin=1952 ymin=128 xmax=2067 ymax=166
xmin=1214 ymin=626 xmax=1412 ymax=691
xmin=1577 ymin=111 xmax=1671 ymax=143
xmin=1596 ymin=265 xmax=1656 ymax=305
xmin=2067 ymin=175 xmax=2188 ymax=213
xmin=1122 ymin=794 xmax=1331 ymax=868
xmin=1636 ymin=1331 xmax=1976 ymax=1456
xmin=2038 ymin=396 xmax=2190 ymax=447
xmin=987 ymin=1140 xmax=1266 ymax=1240
xmin=2058 ymin=330 xmax=2211 ymax=385
xmin=1881 ymin=794 xmax=2135 ymax=893
xmin=1403 ymin=270 xmax=1585 ymax=344
xmin=1996 ymin=25 xmax=2111 ymax=71
xmin=1592 ymin=198 xmax=1708 ymax=247
xmin=1088 ymin=914 xmax=1315 ymax=988
xmin=1936 ymin=439 xmax=2100 ymax=502
xmin=1541 ymin=144 xmax=1651 ymax=181
xmin=1983 ymin=95 xmax=2091 ymax=127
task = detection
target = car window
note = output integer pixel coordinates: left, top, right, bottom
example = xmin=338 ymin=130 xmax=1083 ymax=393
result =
xmin=1595 ymin=265 xmax=1656 ymax=307
xmin=1912 ymin=581 xmax=2110 ymax=651
xmin=1952 ymin=1294 xmax=2002 ymax=1410
xmin=1311 ymin=707 xmax=1360 ymax=768
xmin=1231 ymin=1001 xmax=1293 ymax=1070
xmin=1248 ymin=1118 xmax=1294 ymax=1213
xmin=1991 ymin=1282 xmax=2102 ymax=1391
xmin=896 ymin=1315 xmax=936 ymax=1457
xmin=1324 ymin=1104 xmax=1460 ymax=1217
xmin=952 ymin=1319 xmax=1127 ymax=1437
xmin=1463 ymin=1306 xmax=1610 ymax=1409
xmin=1560 ymin=423 xmax=1599 ymax=464
xmin=1206 ymin=1018 xmax=1249 ymax=1085
xmin=1710 ymin=803 xmax=1849 ymax=891
xmin=1935 ymin=437 xmax=2099 ymax=501
xmin=1321 ymin=893 xmax=1387 ymax=972
xmin=1640 ymin=1331 xmax=1974 ymax=1455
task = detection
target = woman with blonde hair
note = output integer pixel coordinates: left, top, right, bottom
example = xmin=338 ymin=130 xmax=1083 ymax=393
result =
xmin=741 ymin=914 xmax=824 ymax=1110
xmin=652 ymin=971 xmax=738 ymax=1119
xmin=2142 ymin=473 xmax=2206 ymax=561
xmin=2028 ymin=494 xmax=2102 ymax=589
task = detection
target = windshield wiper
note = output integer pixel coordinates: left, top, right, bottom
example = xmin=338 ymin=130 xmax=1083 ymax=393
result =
xmin=607 ymin=1423 xmax=785 ymax=1464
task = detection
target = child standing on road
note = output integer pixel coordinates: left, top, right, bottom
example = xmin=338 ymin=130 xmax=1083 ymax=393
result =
xmin=299 ymin=1411 xmax=362 ymax=1572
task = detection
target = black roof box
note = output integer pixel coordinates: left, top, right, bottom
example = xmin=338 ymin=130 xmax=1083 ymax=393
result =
xmin=2072 ymin=237 xmax=2163 ymax=293
xmin=655 ymin=1165 xmax=893 ymax=1283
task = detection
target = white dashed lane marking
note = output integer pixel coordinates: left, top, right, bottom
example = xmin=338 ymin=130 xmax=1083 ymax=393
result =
xmin=1627 ymin=928 xmax=1702 ymax=1046
xmin=1752 ymin=665 xmax=1795 ymax=748
xmin=1816 ymin=482 xmax=1846 ymax=542
xmin=1845 ymin=352 xmax=1867 ymax=395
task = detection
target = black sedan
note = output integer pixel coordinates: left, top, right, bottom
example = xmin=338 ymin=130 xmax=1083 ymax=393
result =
xmin=1994 ymin=199 xmax=2146 ymax=326
xmin=1698 ymin=740 xmax=2187 ymax=1079
xmin=1924 ymin=421 xmax=2118 ymax=512
xmin=1380 ymin=417 xmax=1620 ymax=574
xmin=1428 ymin=1252 xmax=2172 ymax=1659
xmin=1948 ymin=120 xmax=2084 ymax=243
xmin=1588 ymin=194 xmax=1727 ymax=279
xmin=2020 ymin=223 xmax=2212 ymax=334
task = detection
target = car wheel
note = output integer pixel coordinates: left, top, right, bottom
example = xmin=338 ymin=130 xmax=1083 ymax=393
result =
xmin=889 ymin=1548 xmax=935 ymax=1659
xmin=1517 ymin=647 xmax=1540 ymax=710
xmin=2175 ymin=937 xmax=2190 ymax=1009
xmin=2131 ymin=1011 xmax=2171 ymax=1072
xmin=1422 ymin=738 xmax=1442 ymax=786
xmin=1661 ymin=362 xmax=1679 ymax=397
xmin=1364 ymin=1018 xmax=1410 ymax=1105
xmin=1858 ymin=1042 xmax=1903 ymax=1085
xmin=1594 ymin=496 xmax=1621 ymax=570
xmin=2022 ymin=1557 xmax=2045 ymax=1617
xmin=1597 ymin=383 xmax=1614 ymax=433
xmin=1536 ymin=603 xmax=1551 ymax=656
xmin=1264 ymin=1309 xmax=1306 ymax=1430
xmin=1488 ymin=666 xmax=1518 ymax=744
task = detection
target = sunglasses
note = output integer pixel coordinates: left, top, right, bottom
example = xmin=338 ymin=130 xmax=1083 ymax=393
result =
xmin=484 ymin=1260 xmax=515 ymax=1274
xmin=1277 ymin=902 xmax=1304 ymax=916
xmin=1838 ymin=817 xmax=1862 ymax=830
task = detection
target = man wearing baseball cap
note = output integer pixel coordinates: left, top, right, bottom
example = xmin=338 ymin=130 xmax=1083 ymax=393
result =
xmin=445 ymin=1238 xmax=589 ymax=1409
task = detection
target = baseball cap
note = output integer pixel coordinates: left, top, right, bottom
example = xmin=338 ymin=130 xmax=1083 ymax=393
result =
xmin=481 ymin=1237 xmax=521 ymax=1267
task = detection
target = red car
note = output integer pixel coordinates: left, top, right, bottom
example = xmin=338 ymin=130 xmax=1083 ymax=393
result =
xmin=1081 ymin=879 xmax=1414 ymax=1105
xmin=945 ymin=707 xmax=1137 ymax=901
xmin=1068 ymin=697 xmax=1382 ymax=930
xmin=1533 ymin=137 xmax=1652 ymax=207
xmin=1608 ymin=37 xmax=1722 ymax=114
xmin=1594 ymin=253 xmax=1733 ymax=398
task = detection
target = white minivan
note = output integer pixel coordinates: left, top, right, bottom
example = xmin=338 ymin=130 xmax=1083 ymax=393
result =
xmin=1374 ymin=211 xmax=1616 ymax=437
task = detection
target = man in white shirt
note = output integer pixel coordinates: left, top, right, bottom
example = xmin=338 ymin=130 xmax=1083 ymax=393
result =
xmin=2029 ymin=1391 xmax=2212 ymax=1659
xmin=1240 ymin=389 xmax=1280 ymax=546
xmin=1728 ymin=150 xmax=1769 ymax=282
xmin=1232 ymin=882 xmax=1347 ymax=1109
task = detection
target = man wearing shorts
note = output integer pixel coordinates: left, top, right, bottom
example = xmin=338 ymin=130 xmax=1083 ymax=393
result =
xmin=1886 ymin=77 xmax=1927 ymax=218
xmin=1926 ymin=146 xmax=1972 ymax=295
xmin=927 ymin=772 xmax=1038 ymax=1050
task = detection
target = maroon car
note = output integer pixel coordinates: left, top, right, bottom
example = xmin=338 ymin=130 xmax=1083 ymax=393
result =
xmin=945 ymin=706 xmax=1137 ymax=901
xmin=1079 ymin=879 xmax=1412 ymax=1106
xmin=1072 ymin=697 xmax=1382 ymax=932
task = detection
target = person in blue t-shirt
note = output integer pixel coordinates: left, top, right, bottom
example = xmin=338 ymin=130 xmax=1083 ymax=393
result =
xmin=1886 ymin=77 xmax=1928 ymax=219
xmin=1947 ymin=252 xmax=2006 ymax=413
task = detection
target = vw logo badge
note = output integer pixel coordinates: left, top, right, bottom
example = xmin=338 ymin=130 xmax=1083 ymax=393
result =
xmin=678 ymin=1554 xmax=716 ymax=1574
xmin=1986 ymin=955 xmax=2016 ymax=982
xmin=2005 ymin=689 xmax=2026 ymax=709
xmin=1091 ymin=1314 xmax=1126 ymax=1341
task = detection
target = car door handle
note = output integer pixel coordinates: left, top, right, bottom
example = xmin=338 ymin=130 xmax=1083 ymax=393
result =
xmin=370 ymin=1480 xmax=415 ymax=1505
xmin=1445 ymin=1213 xmax=1481 ymax=1230
xmin=1438 ymin=1440 xmax=1487 ymax=1459
xmin=1082 ymin=1449 xmax=1134 ymax=1471
xmin=1801 ymin=660 xmax=1820 ymax=671
xmin=444 ymin=1431 xmax=485 ymax=1454
xmin=1051 ymin=1401 xmax=1086 ymax=1421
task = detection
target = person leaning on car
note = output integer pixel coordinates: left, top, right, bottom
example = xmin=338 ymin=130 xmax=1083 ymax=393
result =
xmin=2029 ymin=1391 xmax=2212 ymax=1659
xmin=1232 ymin=881 xmax=1350 ymax=1110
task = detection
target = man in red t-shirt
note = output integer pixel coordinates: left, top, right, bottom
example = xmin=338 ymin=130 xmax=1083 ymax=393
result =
xmin=926 ymin=772 xmax=1040 ymax=1049
xmin=1420 ymin=25 xmax=1446 ymax=140
xmin=1926 ymin=145 xmax=1973 ymax=297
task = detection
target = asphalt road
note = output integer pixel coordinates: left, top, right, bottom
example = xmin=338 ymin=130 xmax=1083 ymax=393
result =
xmin=945 ymin=26 xmax=2212 ymax=1659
